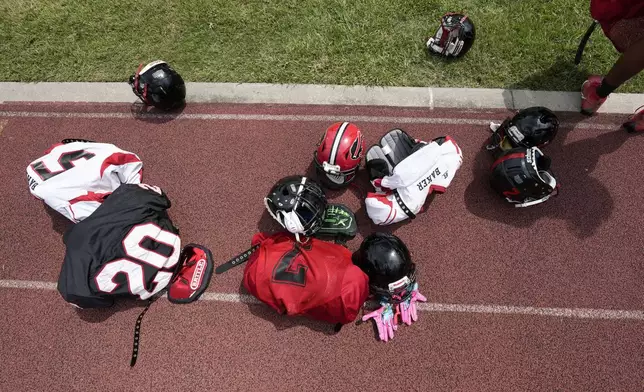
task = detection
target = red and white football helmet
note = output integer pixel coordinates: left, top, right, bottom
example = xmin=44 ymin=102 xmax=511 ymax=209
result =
xmin=313 ymin=122 xmax=365 ymax=189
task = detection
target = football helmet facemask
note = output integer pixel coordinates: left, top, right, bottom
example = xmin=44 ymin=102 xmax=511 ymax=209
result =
xmin=313 ymin=122 xmax=365 ymax=189
xmin=264 ymin=175 xmax=328 ymax=242
xmin=426 ymin=13 xmax=476 ymax=58
xmin=128 ymin=60 xmax=186 ymax=111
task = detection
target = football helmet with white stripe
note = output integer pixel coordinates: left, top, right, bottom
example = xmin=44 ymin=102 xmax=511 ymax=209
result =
xmin=313 ymin=122 xmax=365 ymax=189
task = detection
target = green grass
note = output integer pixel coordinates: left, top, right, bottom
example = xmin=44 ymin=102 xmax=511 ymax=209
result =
xmin=1 ymin=0 xmax=642 ymax=92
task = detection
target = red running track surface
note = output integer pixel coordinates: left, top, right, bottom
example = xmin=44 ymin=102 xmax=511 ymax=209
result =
xmin=0 ymin=102 xmax=642 ymax=391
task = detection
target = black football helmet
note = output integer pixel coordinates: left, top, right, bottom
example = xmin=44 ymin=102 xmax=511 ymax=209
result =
xmin=264 ymin=175 xmax=327 ymax=242
xmin=128 ymin=60 xmax=186 ymax=111
xmin=426 ymin=13 xmax=476 ymax=58
xmin=490 ymin=146 xmax=559 ymax=207
xmin=486 ymin=107 xmax=559 ymax=154
xmin=352 ymin=233 xmax=417 ymax=304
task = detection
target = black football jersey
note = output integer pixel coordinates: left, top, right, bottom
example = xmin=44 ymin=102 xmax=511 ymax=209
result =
xmin=57 ymin=183 xmax=182 ymax=308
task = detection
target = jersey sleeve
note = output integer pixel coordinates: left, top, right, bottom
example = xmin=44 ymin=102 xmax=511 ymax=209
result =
xmin=251 ymin=232 xmax=270 ymax=247
xmin=57 ymin=247 xmax=114 ymax=309
xmin=99 ymin=150 xmax=143 ymax=184
xmin=339 ymin=265 xmax=370 ymax=322
xmin=26 ymin=142 xmax=144 ymax=222
xmin=66 ymin=192 xmax=112 ymax=223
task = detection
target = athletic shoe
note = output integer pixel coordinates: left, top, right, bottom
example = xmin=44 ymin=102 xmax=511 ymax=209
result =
xmin=581 ymin=75 xmax=607 ymax=115
xmin=623 ymin=105 xmax=644 ymax=133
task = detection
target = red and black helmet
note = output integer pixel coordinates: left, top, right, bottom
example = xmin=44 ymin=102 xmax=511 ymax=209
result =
xmin=128 ymin=60 xmax=186 ymax=111
xmin=313 ymin=122 xmax=365 ymax=189
xmin=490 ymin=146 xmax=559 ymax=207
xmin=426 ymin=13 xmax=476 ymax=59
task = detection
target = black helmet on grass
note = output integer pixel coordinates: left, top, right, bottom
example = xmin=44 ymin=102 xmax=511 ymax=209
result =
xmin=426 ymin=13 xmax=476 ymax=59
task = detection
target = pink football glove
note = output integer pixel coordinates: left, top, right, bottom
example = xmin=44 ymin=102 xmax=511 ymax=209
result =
xmin=362 ymin=302 xmax=397 ymax=342
xmin=397 ymin=283 xmax=427 ymax=326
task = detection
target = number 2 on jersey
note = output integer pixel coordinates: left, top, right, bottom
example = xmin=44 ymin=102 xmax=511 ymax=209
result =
xmin=271 ymin=246 xmax=308 ymax=287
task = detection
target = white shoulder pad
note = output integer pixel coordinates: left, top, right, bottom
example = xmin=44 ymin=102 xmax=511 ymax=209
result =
xmin=365 ymin=136 xmax=463 ymax=225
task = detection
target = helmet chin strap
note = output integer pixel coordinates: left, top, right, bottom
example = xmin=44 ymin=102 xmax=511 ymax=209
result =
xmin=388 ymin=276 xmax=411 ymax=292
xmin=265 ymin=201 xmax=309 ymax=243
xmin=263 ymin=200 xmax=304 ymax=242
xmin=514 ymin=195 xmax=554 ymax=208
xmin=129 ymin=63 xmax=149 ymax=104
xmin=322 ymin=161 xmax=342 ymax=175
xmin=280 ymin=210 xmax=305 ymax=234
xmin=263 ymin=197 xmax=280 ymax=222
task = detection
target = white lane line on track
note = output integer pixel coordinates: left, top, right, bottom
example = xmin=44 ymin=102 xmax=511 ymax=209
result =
xmin=1 ymin=280 xmax=57 ymax=290
xmin=0 ymin=110 xmax=620 ymax=130
xmin=2 ymin=279 xmax=643 ymax=321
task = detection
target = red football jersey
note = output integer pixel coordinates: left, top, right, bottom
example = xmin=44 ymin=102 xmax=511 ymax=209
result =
xmin=243 ymin=232 xmax=369 ymax=325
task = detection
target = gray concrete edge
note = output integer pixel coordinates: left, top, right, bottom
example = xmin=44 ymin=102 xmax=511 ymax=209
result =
xmin=0 ymin=82 xmax=642 ymax=114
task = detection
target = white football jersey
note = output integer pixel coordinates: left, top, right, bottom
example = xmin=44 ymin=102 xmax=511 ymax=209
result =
xmin=26 ymin=141 xmax=143 ymax=222
xmin=365 ymin=136 xmax=462 ymax=225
